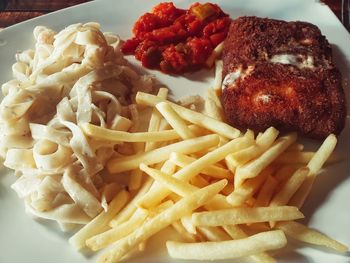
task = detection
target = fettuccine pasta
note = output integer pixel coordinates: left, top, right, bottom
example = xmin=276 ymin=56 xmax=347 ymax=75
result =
xmin=0 ymin=22 xmax=154 ymax=228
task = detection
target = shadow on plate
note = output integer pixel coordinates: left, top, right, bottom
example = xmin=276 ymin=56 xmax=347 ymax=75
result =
xmin=272 ymin=240 xmax=310 ymax=263
xmin=32 ymin=217 xmax=96 ymax=258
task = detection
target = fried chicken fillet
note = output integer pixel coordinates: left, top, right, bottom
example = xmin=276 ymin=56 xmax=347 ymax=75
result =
xmin=221 ymin=16 xmax=346 ymax=139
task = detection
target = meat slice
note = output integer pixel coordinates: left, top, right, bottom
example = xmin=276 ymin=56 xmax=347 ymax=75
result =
xmin=221 ymin=16 xmax=346 ymax=139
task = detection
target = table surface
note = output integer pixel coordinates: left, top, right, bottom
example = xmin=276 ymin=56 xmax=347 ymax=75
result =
xmin=0 ymin=0 xmax=349 ymax=32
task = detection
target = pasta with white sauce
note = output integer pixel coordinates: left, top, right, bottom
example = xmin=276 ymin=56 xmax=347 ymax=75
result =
xmin=0 ymin=22 xmax=154 ymax=229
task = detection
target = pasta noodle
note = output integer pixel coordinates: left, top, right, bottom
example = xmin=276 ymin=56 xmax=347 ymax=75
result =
xmin=0 ymin=22 xmax=155 ymax=227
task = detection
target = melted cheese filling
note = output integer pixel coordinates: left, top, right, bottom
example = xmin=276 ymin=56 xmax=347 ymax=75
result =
xmin=270 ymin=54 xmax=314 ymax=69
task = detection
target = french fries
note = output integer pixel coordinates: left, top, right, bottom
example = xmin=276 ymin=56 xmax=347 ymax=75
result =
xmin=226 ymin=166 xmax=272 ymax=206
xmin=69 ymin=190 xmax=129 ymax=250
xmin=289 ymin=134 xmax=337 ymax=208
xmin=72 ymin=87 xmax=347 ymax=263
xmin=170 ymin=152 xmax=233 ymax=180
xmin=235 ymin=133 xmax=297 ymax=187
xmin=135 ymin=92 xmax=241 ymax=139
xmin=107 ymin=134 xmax=220 ymax=173
xmin=230 ymin=127 xmax=279 ymax=166
xmin=255 ymin=175 xmax=278 ymax=207
xmin=86 ymin=208 xmax=148 ymax=251
xmin=98 ymin=180 xmax=227 ymax=262
xmin=270 ymin=167 xmax=309 ymax=207
xmin=109 ymin=177 xmax=153 ymax=227
xmin=145 ymin=88 xmax=169 ymax=152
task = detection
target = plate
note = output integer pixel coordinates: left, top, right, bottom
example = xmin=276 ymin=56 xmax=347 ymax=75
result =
xmin=0 ymin=0 xmax=349 ymax=263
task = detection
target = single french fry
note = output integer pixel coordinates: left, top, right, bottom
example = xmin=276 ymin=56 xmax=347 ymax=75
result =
xmin=145 ymin=88 xmax=168 ymax=151
xmin=170 ymin=152 xmax=233 ymax=180
xmin=156 ymin=101 xmax=196 ymax=139
xmin=128 ymin=104 xmax=140 ymax=133
xmin=192 ymin=206 xmax=304 ymax=226
xmin=289 ymin=134 xmax=337 ymax=208
xmin=235 ymin=133 xmax=297 ymax=187
xmin=213 ymin=60 xmax=223 ymax=91
xmin=276 ymin=221 xmax=348 ymax=253
xmin=81 ymin=122 xmax=203 ymax=143
xmin=107 ymin=134 xmax=220 ymax=173
xmin=69 ymin=190 xmax=129 ymax=250
xmin=109 ymin=177 xmax=153 ymax=227
xmin=307 ymin=134 xmax=337 ymax=174
xmin=136 ymin=92 xmax=241 ymax=139
xmin=86 ymin=208 xmax=148 ymax=251
xmin=206 ymin=41 xmax=224 ymax=67
xmin=245 ymin=129 xmax=255 ymax=141
xmin=255 ymin=175 xmax=278 ymax=207
xmin=205 ymin=88 xmax=225 ymax=121
xmin=166 ymin=230 xmax=287 ymax=260
xmin=98 ymin=180 xmax=227 ymax=263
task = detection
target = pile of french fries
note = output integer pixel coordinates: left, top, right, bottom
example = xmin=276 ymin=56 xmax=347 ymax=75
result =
xmin=70 ymin=87 xmax=347 ymax=263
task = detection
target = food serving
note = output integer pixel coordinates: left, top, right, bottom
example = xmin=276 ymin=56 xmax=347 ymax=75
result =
xmin=121 ymin=2 xmax=230 ymax=73
xmin=0 ymin=22 xmax=155 ymax=224
xmin=0 ymin=2 xmax=349 ymax=263
xmin=221 ymin=16 xmax=346 ymax=139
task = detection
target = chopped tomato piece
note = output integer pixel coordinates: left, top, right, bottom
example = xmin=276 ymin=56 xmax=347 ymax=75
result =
xmin=191 ymin=3 xmax=217 ymax=21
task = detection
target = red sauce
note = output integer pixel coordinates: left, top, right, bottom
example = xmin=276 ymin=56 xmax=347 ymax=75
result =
xmin=122 ymin=2 xmax=230 ymax=74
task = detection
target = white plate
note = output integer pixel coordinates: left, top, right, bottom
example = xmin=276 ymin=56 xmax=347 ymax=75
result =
xmin=0 ymin=0 xmax=350 ymax=262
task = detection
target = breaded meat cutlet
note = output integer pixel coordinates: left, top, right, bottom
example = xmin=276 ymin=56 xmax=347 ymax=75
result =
xmin=221 ymin=16 xmax=346 ymax=139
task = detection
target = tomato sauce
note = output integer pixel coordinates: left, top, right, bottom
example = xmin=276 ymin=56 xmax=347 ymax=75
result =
xmin=121 ymin=2 xmax=230 ymax=74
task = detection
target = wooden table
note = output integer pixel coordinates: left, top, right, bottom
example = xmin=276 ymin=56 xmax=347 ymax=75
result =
xmin=0 ymin=0 xmax=349 ymax=32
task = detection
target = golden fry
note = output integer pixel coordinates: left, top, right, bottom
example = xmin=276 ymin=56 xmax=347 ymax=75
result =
xmin=166 ymin=230 xmax=287 ymax=260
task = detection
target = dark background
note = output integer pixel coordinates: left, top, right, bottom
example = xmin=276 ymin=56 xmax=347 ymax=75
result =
xmin=0 ymin=0 xmax=348 ymax=31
